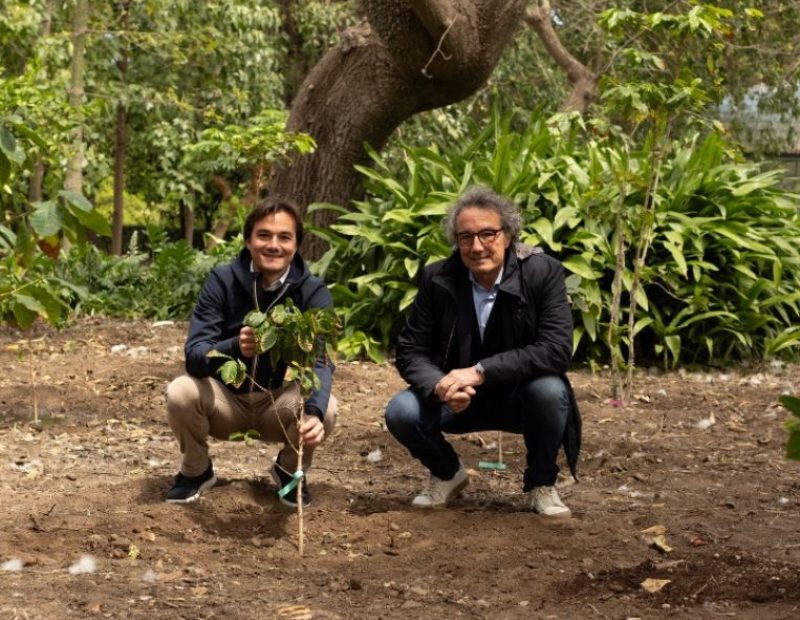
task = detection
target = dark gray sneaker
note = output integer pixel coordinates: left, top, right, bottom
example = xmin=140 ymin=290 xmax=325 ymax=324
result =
xmin=166 ymin=462 xmax=216 ymax=503
xmin=271 ymin=459 xmax=310 ymax=508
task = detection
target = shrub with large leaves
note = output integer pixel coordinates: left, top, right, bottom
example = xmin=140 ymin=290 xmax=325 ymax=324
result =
xmin=310 ymin=106 xmax=800 ymax=366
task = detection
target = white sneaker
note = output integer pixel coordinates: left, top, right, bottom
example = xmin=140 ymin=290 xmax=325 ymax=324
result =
xmin=411 ymin=466 xmax=469 ymax=508
xmin=528 ymin=485 xmax=571 ymax=517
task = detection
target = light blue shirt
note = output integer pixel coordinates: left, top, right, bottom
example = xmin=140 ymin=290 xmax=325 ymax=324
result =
xmin=470 ymin=268 xmax=503 ymax=341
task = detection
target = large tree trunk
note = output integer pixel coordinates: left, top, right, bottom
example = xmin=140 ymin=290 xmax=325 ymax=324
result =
xmin=270 ymin=0 xmax=527 ymax=258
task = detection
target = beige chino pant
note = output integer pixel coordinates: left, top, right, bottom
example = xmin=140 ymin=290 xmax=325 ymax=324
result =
xmin=166 ymin=375 xmax=337 ymax=477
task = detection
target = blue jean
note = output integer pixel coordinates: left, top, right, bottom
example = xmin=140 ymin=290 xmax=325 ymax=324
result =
xmin=385 ymin=376 xmax=569 ymax=491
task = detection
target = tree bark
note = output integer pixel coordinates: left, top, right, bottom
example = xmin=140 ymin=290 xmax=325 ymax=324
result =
xmin=28 ymin=0 xmax=55 ymax=204
xmin=270 ymin=0 xmax=527 ymax=258
xmin=181 ymin=203 xmax=195 ymax=247
xmin=64 ymin=0 xmax=88 ymax=195
xmin=111 ymin=101 xmax=127 ymax=255
xmin=525 ymin=0 xmax=597 ymax=115
xmin=111 ymin=1 xmax=131 ymax=256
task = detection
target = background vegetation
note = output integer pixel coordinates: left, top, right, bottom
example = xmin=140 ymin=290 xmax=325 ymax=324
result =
xmin=2 ymin=1 xmax=799 ymax=373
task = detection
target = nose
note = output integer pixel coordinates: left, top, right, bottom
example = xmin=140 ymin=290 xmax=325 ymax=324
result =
xmin=468 ymin=235 xmax=486 ymax=250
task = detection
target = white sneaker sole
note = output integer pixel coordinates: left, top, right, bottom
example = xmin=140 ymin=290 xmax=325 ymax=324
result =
xmin=411 ymin=474 xmax=469 ymax=509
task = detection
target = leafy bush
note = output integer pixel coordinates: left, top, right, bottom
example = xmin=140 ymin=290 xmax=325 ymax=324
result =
xmin=58 ymin=227 xmax=242 ymax=320
xmin=780 ymin=395 xmax=800 ymax=461
xmin=310 ymin=106 xmax=800 ymax=366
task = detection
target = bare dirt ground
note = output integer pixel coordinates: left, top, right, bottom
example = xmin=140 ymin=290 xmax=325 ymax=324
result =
xmin=0 ymin=319 xmax=799 ymax=620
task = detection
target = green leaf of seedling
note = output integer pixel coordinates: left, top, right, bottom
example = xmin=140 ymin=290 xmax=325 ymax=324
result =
xmin=219 ymin=359 xmax=247 ymax=388
xmin=259 ymin=325 xmax=278 ymax=353
xmin=244 ymin=310 xmax=267 ymax=329
xmin=206 ymin=349 xmax=233 ymax=360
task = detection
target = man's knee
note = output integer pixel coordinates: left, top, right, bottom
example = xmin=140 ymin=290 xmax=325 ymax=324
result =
xmin=322 ymin=395 xmax=339 ymax=436
xmin=519 ymin=376 xmax=569 ymax=412
xmin=166 ymin=375 xmax=206 ymax=421
xmin=385 ymin=389 xmax=423 ymax=437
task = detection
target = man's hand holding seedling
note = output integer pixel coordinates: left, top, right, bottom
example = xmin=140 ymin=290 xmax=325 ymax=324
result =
xmin=238 ymin=326 xmax=258 ymax=358
xmin=300 ymin=415 xmax=325 ymax=447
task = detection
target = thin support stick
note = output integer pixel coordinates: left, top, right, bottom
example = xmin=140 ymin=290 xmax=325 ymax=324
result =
xmin=497 ymin=431 xmax=503 ymax=464
xmin=29 ymin=334 xmax=38 ymax=424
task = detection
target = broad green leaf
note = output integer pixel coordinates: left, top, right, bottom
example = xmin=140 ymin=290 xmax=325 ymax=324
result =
xmin=779 ymin=395 xmax=800 ymax=418
xmin=581 ymin=311 xmax=597 ymax=341
xmin=664 ymin=335 xmax=681 ymax=366
xmin=11 ymin=301 xmax=37 ymax=329
xmin=399 ymin=287 xmax=418 ymax=312
xmin=0 ymin=127 xmax=24 ymax=164
xmin=404 ymin=258 xmax=419 ymax=279
xmin=29 ymin=201 xmax=63 ymax=237
xmin=59 ymin=190 xmax=93 ymax=212
xmin=219 ymin=359 xmax=247 ymax=388
xmin=562 ymin=255 xmax=599 ymax=280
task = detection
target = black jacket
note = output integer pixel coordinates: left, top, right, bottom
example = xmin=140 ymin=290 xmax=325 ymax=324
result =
xmin=395 ymin=243 xmax=581 ymax=477
xmin=184 ymin=248 xmax=334 ymax=419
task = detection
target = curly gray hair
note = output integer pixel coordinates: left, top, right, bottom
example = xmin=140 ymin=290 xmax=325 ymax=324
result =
xmin=442 ymin=186 xmax=523 ymax=245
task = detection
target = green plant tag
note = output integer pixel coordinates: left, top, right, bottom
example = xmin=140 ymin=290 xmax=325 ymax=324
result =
xmin=277 ymin=469 xmax=305 ymax=498
xmin=478 ymin=461 xmax=507 ymax=470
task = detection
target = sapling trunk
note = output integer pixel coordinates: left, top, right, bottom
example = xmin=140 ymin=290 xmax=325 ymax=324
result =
xmin=296 ymin=410 xmax=305 ymax=557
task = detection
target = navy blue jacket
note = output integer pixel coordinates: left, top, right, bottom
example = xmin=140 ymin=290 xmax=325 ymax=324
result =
xmin=184 ymin=248 xmax=334 ymax=419
xmin=395 ymin=243 xmax=581 ymax=478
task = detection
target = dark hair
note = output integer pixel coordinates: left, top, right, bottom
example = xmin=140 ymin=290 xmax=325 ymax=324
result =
xmin=443 ymin=186 xmax=522 ymax=245
xmin=244 ymin=198 xmax=304 ymax=245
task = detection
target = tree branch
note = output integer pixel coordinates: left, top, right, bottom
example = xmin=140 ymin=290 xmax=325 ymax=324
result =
xmin=525 ymin=0 xmax=597 ymax=114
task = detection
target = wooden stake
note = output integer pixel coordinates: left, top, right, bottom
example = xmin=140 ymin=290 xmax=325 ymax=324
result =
xmin=497 ymin=431 xmax=503 ymax=465
xmin=28 ymin=334 xmax=38 ymax=425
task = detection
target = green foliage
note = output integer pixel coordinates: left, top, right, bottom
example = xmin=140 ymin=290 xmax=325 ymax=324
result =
xmin=0 ymin=73 xmax=101 ymax=329
xmin=0 ymin=225 xmax=84 ymax=329
xmin=211 ymin=299 xmax=340 ymax=397
xmin=779 ymin=395 xmax=800 ymax=461
xmin=307 ymin=147 xmax=454 ymax=359
xmin=228 ymin=429 xmax=262 ymax=446
xmin=311 ymin=104 xmax=800 ymax=366
xmin=57 ymin=229 xmax=240 ymax=320
xmin=183 ymin=110 xmax=315 ymax=176
xmin=242 ymin=299 xmax=339 ymax=396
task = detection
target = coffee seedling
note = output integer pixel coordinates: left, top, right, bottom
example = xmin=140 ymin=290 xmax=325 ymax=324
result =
xmin=209 ymin=298 xmax=339 ymax=555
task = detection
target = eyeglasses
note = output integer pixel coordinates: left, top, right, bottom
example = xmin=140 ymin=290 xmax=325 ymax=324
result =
xmin=455 ymin=228 xmax=503 ymax=248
